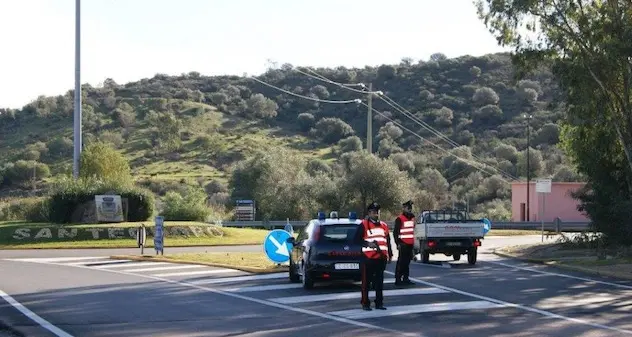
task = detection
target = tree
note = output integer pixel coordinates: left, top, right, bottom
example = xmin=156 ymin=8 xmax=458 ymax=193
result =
xmin=79 ymin=142 xmax=132 ymax=185
xmin=476 ymin=0 xmax=632 ymax=243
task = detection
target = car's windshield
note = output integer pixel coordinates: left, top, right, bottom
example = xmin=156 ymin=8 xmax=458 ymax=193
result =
xmin=320 ymin=224 xmax=359 ymax=242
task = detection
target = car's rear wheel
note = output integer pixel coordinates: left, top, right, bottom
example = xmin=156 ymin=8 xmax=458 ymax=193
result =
xmin=301 ymin=263 xmax=314 ymax=289
xmin=289 ymin=261 xmax=300 ymax=283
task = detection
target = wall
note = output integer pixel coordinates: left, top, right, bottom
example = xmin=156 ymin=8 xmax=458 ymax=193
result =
xmin=511 ymin=182 xmax=589 ymax=222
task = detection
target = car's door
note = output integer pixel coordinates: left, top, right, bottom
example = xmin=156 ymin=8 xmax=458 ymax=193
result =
xmin=292 ymin=222 xmax=310 ymax=265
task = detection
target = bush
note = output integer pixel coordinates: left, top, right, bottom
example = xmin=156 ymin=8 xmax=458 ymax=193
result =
xmin=161 ymin=186 xmax=211 ymax=221
xmin=47 ymin=177 xmax=155 ymax=223
xmin=0 ymin=198 xmax=49 ymax=222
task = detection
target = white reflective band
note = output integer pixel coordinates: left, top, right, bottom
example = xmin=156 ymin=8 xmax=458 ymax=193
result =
xmin=366 ymin=227 xmax=386 ymax=236
xmin=367 ymin=237 xmax=386 ymax=242
xmin=379 ymin=245 xmax=389 ymax=251
xmin=403 ymin=221 xmax=414 ymax=227
xmin=400 ymin=228 xmax=414 ymax=233
xmin=399 ymin=234 xmax=414 ymax=239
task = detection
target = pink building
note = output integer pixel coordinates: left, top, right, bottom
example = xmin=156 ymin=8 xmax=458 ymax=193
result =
xmin=511 ymin=182 xmax=589 ymax=222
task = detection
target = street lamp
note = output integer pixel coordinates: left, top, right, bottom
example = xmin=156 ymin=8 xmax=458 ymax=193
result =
xmin=523 ymin=113 xmax=533 ymax=221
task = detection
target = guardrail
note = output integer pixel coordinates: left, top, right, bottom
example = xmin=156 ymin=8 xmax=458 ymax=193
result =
xmin=210 ymin=220 xmax=592 ymax=232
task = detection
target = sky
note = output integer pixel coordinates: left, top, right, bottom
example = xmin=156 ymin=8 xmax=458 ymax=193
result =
xmin=0 ymin=0 xmax=509 ymax=109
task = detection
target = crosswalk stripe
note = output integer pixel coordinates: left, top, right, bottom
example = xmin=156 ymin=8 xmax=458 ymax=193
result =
xmin=123 ymin=265 xmax=205 ymax=272
xmin=64 ymin=259 xmax=131 ymax=266
xmin=268 ymin=287 xmax=449 ymax=304
xmin=152 ymin=269 xmax=235 ymax=277
xmin=6 ymin=256 xmax=107 ymax=263
xmin=223 ymin=278 xmax=398 ymax=293
xmin=328 ymin=300 xmax=505 ymax=319
xmin=190 ymin=272 xmax=285 ymax=285
xmin=94 ymin=262 xmax=172 ymax=269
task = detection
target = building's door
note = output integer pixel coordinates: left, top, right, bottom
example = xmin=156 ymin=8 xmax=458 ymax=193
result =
xmin=520 ymin=203 xmax=526 ymax=221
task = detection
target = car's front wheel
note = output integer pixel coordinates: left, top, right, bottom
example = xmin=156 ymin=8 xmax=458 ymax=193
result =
xmin=289 ymin=261 xmax=300 ymax=283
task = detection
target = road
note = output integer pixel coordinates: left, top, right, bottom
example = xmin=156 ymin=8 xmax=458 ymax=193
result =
xmin=2 ymin=234 xmax=631 ymax=337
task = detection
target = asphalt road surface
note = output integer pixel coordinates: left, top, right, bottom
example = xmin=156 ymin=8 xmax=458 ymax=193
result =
xmin=2 ymin=234 xmax=631 ymax=337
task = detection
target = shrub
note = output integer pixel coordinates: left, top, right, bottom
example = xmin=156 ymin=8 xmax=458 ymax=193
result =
xmin=161 ymin=186 xmax=211 ymax=221
xmin=0 ymin=198 xmax=49 ymax=222
xmin=47 ymin=177 xmax=155 ymax=223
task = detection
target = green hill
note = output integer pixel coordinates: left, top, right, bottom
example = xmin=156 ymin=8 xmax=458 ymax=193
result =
xmin=0 ymin=52 xmax=580 ymax=220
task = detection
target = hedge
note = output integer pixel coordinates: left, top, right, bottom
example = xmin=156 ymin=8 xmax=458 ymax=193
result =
xmin=47 ymin=177 xmax=155 ymax=224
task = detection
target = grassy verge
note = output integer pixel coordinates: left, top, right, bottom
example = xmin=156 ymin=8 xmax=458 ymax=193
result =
xmin=494 ymin=243 xmax=632 ymax=281
xmin=111 ymin=252 xmax=287 ymax=274
xmin=0 ymin=221 xmax=270 ymax=249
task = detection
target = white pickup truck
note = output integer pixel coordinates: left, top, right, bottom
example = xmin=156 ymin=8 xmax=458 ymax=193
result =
xmin=413 ymin=209 xmax=486 ymax=265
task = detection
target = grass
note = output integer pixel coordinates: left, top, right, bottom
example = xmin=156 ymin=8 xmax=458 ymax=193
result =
xmin=163 ymin=252 xmax=281 ymax=269
xmin=565 ymin=257 xmax=632 ymax=266
xmin=0 ymin=221 xmax=270 ymax=249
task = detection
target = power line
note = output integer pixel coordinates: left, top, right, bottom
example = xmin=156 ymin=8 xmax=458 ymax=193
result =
xmin=294 ymin=66 xmax=518 ymax=181
xmin=249 ymin=76 xmax=361 ymax=105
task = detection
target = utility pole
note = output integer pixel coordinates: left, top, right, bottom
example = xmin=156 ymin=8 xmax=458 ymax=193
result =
xmin=73 ymin=0 xmax=82 ymax=179
xmin=367 ymin=83 xmax=373 ymax=154
xmin=524 ymin=113 xmax=532 ymax=221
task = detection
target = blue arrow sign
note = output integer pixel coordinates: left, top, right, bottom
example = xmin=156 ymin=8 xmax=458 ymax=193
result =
xmin=482 ymin=218 xmax=491 ymax=235
xmin=263 ymin=229 xmax=293 ymax=264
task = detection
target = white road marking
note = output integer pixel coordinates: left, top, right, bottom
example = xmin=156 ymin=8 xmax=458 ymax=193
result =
xmin=268 ymin=287 xmax=449 ymax=304
xmin=328 ymin=300 xmax=504 ymax=320
xmin=190 ymin=273 xmax=286 ymax=285
xmin=412 ymin=261 xmax=451 ymax=269
xmin=124 ymin=265 xmax=205 ymax=272
xmin=152 ymin=269 xmax=235 ymax=277
xmin=223 ymin=278 xmax=397 ymax=293
xmin=0 ymin=289 xmax=74 ymax=337
xmin=484 ymin=260 xmax=632 ymax=290
xmin=55 ymin=265 xmax=423 ymax=337
xmin=94 ymin=262 xmax=172 ymax=269
xmin=387 ymin=270 xmax=632 ymax=335
xmin=5 ymin=257 xmax=106 ymax=263
xmin=63 ymin=259 xmax=131 ymax=266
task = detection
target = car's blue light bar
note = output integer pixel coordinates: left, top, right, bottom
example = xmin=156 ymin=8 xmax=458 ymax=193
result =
xmin=317 ymin=211 xmax=326 ymax=220
xmin=348 ymin=212 xmax=357 ymax=220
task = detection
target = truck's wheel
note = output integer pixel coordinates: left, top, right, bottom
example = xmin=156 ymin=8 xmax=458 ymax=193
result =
xmin=467 ymin=248 xmax=477 ymax=265
xmin=421 ymin=249 xmax=430 ymax=263
xmin=453 ymin=254 xmax=461 ymax=261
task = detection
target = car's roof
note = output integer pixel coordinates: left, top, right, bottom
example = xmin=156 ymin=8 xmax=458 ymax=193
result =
xmin=310 ymin=219 xmax=363 ymax=226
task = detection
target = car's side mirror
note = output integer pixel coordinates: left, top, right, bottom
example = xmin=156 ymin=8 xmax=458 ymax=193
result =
xmin=286 ymin=237 xmax=296 ymax=244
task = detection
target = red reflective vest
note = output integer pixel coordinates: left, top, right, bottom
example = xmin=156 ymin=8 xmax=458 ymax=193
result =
xmin=361 ymin=219 xmax=389 ymax=259
xmin=397 ymin=214 xmax=415 ymax=245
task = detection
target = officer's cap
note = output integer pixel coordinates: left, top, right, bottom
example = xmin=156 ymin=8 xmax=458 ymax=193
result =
xmin=402 ymin=200 xmax=413 ymax=208
xmin=367 ymin=202 xmax=380 ymax=212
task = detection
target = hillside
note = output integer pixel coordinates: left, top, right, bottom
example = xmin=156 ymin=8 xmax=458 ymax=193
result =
xmin=0 ymin=52 xmax=581 ymax=220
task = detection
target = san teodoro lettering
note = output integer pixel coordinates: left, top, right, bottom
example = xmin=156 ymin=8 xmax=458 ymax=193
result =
xmin=11 ymin=226 xmax=224 ymax=240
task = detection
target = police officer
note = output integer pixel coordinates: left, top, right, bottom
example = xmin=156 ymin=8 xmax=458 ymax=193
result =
xmin=394 ymin=200 xmax=415 ymax=285
xmin=359 ymin=202 xmax=393 ymax=311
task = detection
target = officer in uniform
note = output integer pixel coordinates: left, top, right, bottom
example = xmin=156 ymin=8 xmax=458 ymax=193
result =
xmin=394 ymin=200 xmax=415 ymax=285
xmin=359 ymin=202 xmax=393 ymax=311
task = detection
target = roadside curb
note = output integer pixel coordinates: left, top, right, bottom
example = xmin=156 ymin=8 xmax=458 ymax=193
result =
xmin=492 ymin=249 xmax=632 ymax=281
xmin=110 ymin=255 xmax=289 ymax=275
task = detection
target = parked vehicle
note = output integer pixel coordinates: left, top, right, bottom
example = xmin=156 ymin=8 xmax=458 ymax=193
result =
xmin=413 ymin=209 xmax=485 ymax=265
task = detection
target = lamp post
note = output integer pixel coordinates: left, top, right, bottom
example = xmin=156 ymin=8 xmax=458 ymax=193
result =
xmin=523 ymin=113 xmax=533 ymax=221
xmin=73 ymin=0 xmax=82 ymax=179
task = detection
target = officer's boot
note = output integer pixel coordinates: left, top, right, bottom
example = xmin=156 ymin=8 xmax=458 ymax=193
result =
xmin=374 ymin=301 xmax=387 ymax=310
xmin=402 ymin=276 xmax=414 ymax=285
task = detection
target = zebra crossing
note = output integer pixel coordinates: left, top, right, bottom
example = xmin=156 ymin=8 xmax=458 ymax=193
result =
xmin=5 ymin=256 xmax=507 ymax=320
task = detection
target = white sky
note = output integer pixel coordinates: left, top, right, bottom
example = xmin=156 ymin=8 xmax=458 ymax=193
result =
xmin=0 ymin=0 xmax=509 ymax=109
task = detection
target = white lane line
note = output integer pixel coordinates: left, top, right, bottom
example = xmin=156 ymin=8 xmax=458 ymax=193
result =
xmin=328 ymin=301 xmax=504 ymax=320
xmin=57 ymin=265 xmax=422 ymax=337
xmin=5 ymin=257 xmax=107 ymax=263
xmin=388 ymin=270 xmax=632 ymax=335
xmin=190 ymin=273 xmax=286 ymax=285
xmin=0 ymin=289 xmax=74 ymax=337
xmin=124 ymin=265 xmax=205 ymax=272
xmin=152 ymin=269 xmax=235 ymax=277
xmin=64 ymin=260 xmax=131 ymax=266
xmin=268 ymin=287 xmax=449 ymax=304
xmin=223 ymin=278 xmax=397 ymax=293
xmin=94 ymin=262 xmax=172 ymax=269
xmin=484 ymin=260 xmax=632 ymax=290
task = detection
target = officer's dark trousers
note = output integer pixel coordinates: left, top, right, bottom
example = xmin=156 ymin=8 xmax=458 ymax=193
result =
xmin=396 ymin=244 xmax=413 ymax=280
xmin=360 ymin=258 xmax=386 ymax=306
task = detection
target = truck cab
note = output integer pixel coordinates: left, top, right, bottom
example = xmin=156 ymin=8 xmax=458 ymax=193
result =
xmin=413 ymin=209 xmax=484 ymax=265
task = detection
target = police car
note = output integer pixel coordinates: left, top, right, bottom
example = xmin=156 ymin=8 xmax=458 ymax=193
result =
xmin=286 ymin=211 xmax=363 ymax=289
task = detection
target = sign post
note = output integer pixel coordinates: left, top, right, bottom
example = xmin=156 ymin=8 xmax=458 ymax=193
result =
xmin=535 ymin=178 xmax=552 ymax=242
xmin=154 ymin=216 xmax=164 ymax=255
xmin=137 ymin=224 xmax=146 ymax=255
xmin=263 ymin=229 xmax=293 ymax=265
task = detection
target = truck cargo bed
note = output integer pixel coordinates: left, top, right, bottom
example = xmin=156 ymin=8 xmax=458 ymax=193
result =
xmin=414 ymin=222 xmax=485 ymax=238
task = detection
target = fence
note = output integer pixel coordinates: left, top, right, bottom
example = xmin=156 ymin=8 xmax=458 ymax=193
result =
xmin=210 ymin=219 xmax=591 ymax=232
